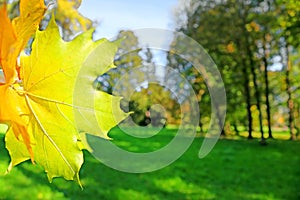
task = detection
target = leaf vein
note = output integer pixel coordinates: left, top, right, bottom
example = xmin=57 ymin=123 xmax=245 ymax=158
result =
xmin=25 ymin=95 xmax=75 ymax=175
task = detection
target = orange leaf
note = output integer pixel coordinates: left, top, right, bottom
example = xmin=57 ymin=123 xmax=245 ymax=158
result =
xmin=0 ymin=4 xmax=17 ymax=84
xmin=0 ymin=84 xmax=34 ymax=161
xmin=0 ymin=0 xmax=46 ymax=84
xmin=0 ymin=0 xmax=46 ymax=161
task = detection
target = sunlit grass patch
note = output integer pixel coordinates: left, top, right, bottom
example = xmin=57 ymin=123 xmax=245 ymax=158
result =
xmin=0 ymin=127 xmax=299 ymax=199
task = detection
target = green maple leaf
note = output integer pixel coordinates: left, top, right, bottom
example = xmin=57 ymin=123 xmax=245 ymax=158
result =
xmin=4 ymin=17 xmax=129 ymax=184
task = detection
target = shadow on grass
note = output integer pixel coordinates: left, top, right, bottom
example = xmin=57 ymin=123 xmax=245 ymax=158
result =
xmin=0 ymin=128 xmax=300 ymax=199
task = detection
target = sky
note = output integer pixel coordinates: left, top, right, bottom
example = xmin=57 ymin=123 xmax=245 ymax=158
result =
xmin=78 ymin=0 xmax=179 ymax=40
xmin=78 ymin=1 xmax=284 ymax=71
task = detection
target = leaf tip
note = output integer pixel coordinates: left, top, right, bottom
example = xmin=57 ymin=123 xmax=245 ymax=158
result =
xmin=75 ymin=173 xmax=83 ymax=189
xmin=5 ymin=162 xmax=13 ymax=175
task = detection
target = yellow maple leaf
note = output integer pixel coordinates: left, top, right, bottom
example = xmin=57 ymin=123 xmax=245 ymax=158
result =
xmin=0 ymin=0 xmax=128 ymax=184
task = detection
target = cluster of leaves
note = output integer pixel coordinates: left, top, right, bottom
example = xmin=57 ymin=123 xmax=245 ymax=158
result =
xmin=0 ymin=0 xmax=128 ymax=185
xmin=3 ymin=0 xmax=93 ymax=40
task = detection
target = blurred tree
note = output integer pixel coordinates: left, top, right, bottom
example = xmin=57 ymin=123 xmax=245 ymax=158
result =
xmin=172 ymin=0 xmax=300 ymax=141
xmin=172 ymin=0 xmax=256 ymax=136
xmin=167 ymin=48 xmax=211 ymax=133
xmin=95 ymin=30 xmax=143 ymax=95
xmin=129 ymin=84 xmax=180 ymax=127
xmin=54 ymin=0 xmax=93 ymax=40
xmin=275 ymin=0 xmax=300 ymax=140
xmin=95 ymin=30 xmax=181 ymax=126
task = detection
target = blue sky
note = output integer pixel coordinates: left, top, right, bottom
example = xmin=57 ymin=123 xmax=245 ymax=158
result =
xmin=79 ymin=0 xmax=179 ymax=40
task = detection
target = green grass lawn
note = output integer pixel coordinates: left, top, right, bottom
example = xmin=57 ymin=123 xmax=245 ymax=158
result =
xmin=0 ymin=127 xmax=299 ymax=200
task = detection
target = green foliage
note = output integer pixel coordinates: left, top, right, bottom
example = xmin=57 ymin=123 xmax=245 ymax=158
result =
xmin=127 ymin=84 xmax=180 ymax=126
xmin=173 ymin=0 xmax=300 ymax=136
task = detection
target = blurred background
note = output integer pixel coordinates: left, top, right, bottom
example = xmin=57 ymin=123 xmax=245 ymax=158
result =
xmin=80 ymin=0 xmax=300 ymax=141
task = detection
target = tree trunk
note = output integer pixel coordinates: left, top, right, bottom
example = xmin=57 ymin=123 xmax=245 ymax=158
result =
xmin=294 ymin=103 xmax=300 ymax=137
xmin=236 ymin=35 xmax=253 ymax=139
xmin=262 ymin=37 xmax=273 ymax=138
xmin=245 ymin=37 xmax=265 ymax=142
xmin=284 ymin=45 xmax=296 ymax=140
xmin=233 ymin=123 xmax=239 ymax=135
xmin=199 ymin=120 xmax=204 ymax=133
xmin=241 ymin=59 xmax=253 ymax=139
xmin=238 ymin=4 xmax=262 ymax=140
